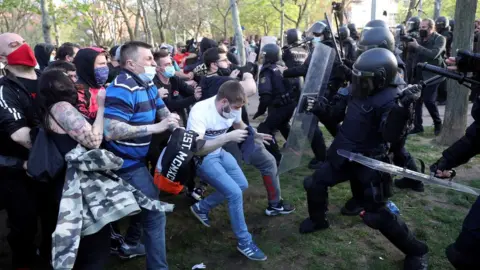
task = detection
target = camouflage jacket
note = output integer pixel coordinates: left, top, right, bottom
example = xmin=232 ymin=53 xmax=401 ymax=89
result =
xmin=52 ymin=146 xmax=174 ymax=269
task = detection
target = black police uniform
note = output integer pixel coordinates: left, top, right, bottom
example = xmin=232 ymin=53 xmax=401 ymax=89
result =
xmin=301 ymin=49 xmax=428 ymax=269
xmin=282 ymin=44 xmax=309 ymax=99
xmin=431 ymin=96 xmax=480 ymax=269
xmin=256 ymin=62 xmax=297 ymax=164
xmin=342 ymin=37 xmax=357 ymax=63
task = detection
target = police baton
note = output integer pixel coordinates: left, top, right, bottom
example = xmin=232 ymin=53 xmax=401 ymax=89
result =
xmin=417 ymin=63 xmax=480 ymax=87
xmin=281 ymin=37 xmax=313 ymax=52
xmin=324 ymin=13 xmax=344 ymax=65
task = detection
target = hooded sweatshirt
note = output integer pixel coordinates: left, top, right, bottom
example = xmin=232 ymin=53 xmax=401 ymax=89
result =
xmin=34 ymin=43 xmax=55 ymax=71
xmin=73 ymin=47 xmax=106 ymax=121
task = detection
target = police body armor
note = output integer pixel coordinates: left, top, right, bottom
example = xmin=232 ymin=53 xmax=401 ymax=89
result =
xmin=283 ymin=45 xmax=309 ymax=98
xmin=258 ymin=63 xmax=295 ymax=107
xmin=328 ymin=86 xmax=400 ymax=167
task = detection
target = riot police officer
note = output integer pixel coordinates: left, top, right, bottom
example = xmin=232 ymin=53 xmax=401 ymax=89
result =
xmin=254 ymin=44 xmax=297 ymax=164
xmin=338 ymin=26 xmax=357 ymax=63
xmin=283 ymin=28 xmax=309 ymax=99
xmin=347 ymin=23 xmax=360 ymax=41
xmin=365 ymin=19 xmax=389 ymax=29
xmin=407 ymin=16 xmax=422 ymax=37
xmin=300 ymin=48 xmax=428 ymax=270
xmin=336 ymin=27 xmax=423 ymax=215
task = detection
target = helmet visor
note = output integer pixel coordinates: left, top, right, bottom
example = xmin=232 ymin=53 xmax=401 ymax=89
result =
xmin=351 ymin=69 xmax=375 ymax=97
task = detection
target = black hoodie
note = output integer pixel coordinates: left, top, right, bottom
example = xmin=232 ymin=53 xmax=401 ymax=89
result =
xmin=34 ymin=43 xmax=55 ymax=71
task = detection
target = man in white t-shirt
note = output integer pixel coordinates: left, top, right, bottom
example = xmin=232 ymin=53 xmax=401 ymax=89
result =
xmin=187 ymin=80 xmax=269 ymax=261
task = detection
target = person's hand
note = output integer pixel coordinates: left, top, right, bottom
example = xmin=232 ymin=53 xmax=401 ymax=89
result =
xmin=187 ymin=72 xmax=194 ymax=80
xmin=23 ymin=161 xmax=27 ymax=170
xmin=305 ymin=97 xmax=317 ymax=112
xmin=230 ymin=69 xmax=241 ymax=78
xmin=408 ymin=39 xmax=419 ymax=49
xmin=254 ymin=131 xmax=273 ymax=145
xmin=242 ymin=72 xmax=253 ymax=80
xmin=277 ymin=66 xmax=287 ymax=74
xmin=446 ymin=57 xmax=458 ymax=71
xmin=398 ymin=84 xmax=422 ymax=107
xmin=435 ymin=170 xmax=453 ymax=178
xmin=96 ymin=89 xmax=106 ymax=108
xmin=152 ymin=113 xmax=180 ymax=133
xmin=226 ymin=129 xmax=248 ymax=143
xmin=185 ymin=80 xmax=198 ymax=87
xmin=158 ymin=87 xmax=169 ymax=99
xmin=253 ymin=110 xmax=265 ymax=119
xmin=194 ymin=86 xmax=202 ymax=100
xmin=247 ymin=52 xmax=257 ymax=63
xmin=430 ymin=157 xmax=454 ymax=178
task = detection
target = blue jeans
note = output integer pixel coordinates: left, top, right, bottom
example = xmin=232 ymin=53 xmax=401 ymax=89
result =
xmin=243 ymin=144 xmax=281 ymax=205
xmin=117 ymin=166 xmax=168 ymax=270
xmin=197 ymin=149 xmax=252 ymax=245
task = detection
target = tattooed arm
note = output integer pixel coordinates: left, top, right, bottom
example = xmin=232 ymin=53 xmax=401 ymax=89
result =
xmin=11 ymin=127 xmax=32 ymax=149
xmin=104 ymin=116 xmax=179 ymax=141
xmin=50 ymin=101 xmax=103 ymax=149
xmin=156 ymin=106 xmax=171 ymax=121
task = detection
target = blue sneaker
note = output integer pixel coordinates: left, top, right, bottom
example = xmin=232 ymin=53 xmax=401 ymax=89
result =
xmin=237 ymin=242 xmax=267 ymax=261
xmin=118 ymin=242 xmax=146 ymax=259
xmin=190 ymin=202 xmax=211 ymax=227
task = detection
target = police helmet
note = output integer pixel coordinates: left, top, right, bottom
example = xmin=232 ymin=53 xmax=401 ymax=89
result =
xmin=339 ymin=26 xmax=350 ymax=41
xmin=365 ymin=19 xmax=389 ymax=29
xmin=407 ymin=16 xmax=421 ymax=32
xmin=352 ymin=48 xmax=398 ymax=97
xmin=285 ymin=29 xmax=302 ymax=45
xmin=261 ymin=43 xmax=281 ymax=64
xmin=396 ymin=24 xmax=406 ymax=36
xmin=449 ymin=19 xmax=455 ymax=32
xmin=347 ymin=23 xmax=357 ymax=33
xmin=357 ymin=27 xmax=395 ymax=57
xmin=435 ymin=16 xmax=449 ymax=31
xmin=307 ymin=21 xmax=328 ymax=36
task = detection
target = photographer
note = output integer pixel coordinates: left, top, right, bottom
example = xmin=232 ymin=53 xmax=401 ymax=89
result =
xmin=408 ymin=18 xmax=446 ymax=136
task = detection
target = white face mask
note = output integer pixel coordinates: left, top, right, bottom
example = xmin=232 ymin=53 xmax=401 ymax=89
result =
xmin=221 ymin=104 xmax=241 ymax=119
xmin=139 ymin=65 xmax=157 ymax=82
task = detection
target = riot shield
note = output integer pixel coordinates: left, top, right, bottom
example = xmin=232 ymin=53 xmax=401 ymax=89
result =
xmin=256 ymin=36 xmax=278 ymax=86
xmin=278 ymin=42 xmax=335 ymax=174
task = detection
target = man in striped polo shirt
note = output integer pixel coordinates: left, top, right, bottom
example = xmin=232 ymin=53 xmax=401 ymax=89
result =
xmin=104 ymin=41 xmax=179 ymax=269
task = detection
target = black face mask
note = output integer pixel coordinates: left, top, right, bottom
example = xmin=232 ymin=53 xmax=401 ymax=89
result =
xmin=181 ymin=48 xmax=187 ymax=53
xmin=217 ymin=67 xmax=232 ymax=76
xmin=419 ymin=29 xmax=429 ymax=38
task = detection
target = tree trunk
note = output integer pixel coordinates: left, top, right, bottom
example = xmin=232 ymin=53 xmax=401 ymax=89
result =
xmin=134 ymin=6 xmax=141 ymax=39
xmin=436 ymin=0 xmax=478 ymax=145
xmin=434 ymin=0 xmax=441 ymax=20
xmin=280 ymin=0 xmax=284 ymax=47
xmin=405 ymin=0 xmax=417 ymax=23
xmin=152 ymin=0 xmax=163 ymax=41
xmin=40 ymin=0 xmax=52 ymax=44
xmin=139 ymin=0 xmax=153 ymax=46
xmin=230 ymin=0 xmax=245 ymax=65
xmin=118 ymin=2 xmax=135 ymax=41
xmin=52 ymin=13 xmax=59 ymax=45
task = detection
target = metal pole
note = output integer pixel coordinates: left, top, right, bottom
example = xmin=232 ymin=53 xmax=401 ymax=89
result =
xmin=280 ymin=0 xmax=285 ymax=47
xmin=371 ymin=0 xmax=376 ymax=21
xmin=230 ymin=0 xmax=246 ymax=65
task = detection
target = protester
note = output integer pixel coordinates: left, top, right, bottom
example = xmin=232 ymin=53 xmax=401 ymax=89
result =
xmin=187 ymin=81 xmax=268 ymax=261
xmin=35 ymin=69 xmax=109 ymax=268
xmin=45 ymin=60 xmax=78 ymax=82
xmin=55 ymin=42 xmax=81 ymax=62
xmin=0 ymin=32 xmax=41 ymax=269
xmin=103 ymin=41 xmax=179 ymax=268
xmin=34 ymin=43 xmax=56 ymax=70
xmin=73 ymin=47 xmax=109 ymax=121
xmin=173 ymin=41 xmax=189 ymax=68
xmin=107 ymin=45 xmax=121 ymax=83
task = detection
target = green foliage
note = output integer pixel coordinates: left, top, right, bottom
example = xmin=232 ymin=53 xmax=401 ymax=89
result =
xmin=398 ymin=0 xmax=480 ymax=23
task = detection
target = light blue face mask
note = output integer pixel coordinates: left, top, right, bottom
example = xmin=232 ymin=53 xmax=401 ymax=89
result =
xmin=312 ymin=36 xmax=323 ymax=46
xmin=162 ymin=65 xmax=176 ymax=78
xmin=139 ymin=66 xmax=156 ymax=82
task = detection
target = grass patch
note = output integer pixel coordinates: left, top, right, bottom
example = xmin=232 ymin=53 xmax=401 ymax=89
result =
xmin=107 ymin=126 xmax=473 ymax=269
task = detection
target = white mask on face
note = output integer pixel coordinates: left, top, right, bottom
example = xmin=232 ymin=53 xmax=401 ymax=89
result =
xmin=139 ymin=65 xmax=157 ymax=82
xmin=221 ymin=104 xmax=241 ymax=119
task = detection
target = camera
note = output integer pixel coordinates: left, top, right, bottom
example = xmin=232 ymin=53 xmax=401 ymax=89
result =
xmin=332 ymin=1 xmax=343 ymax=12
xmin=400 ymin=35 xmax=415 ymax=43
xmin=456 ymin=50 xmax=480 ymax=73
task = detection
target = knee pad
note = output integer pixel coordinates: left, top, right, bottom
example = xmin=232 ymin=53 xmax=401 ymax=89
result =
xmin=363 ymin=174 xmax=393 ymax=203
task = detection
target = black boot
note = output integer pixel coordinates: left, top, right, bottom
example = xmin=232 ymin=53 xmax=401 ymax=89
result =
xmin=308 ymin=158 xmax=323 ymax=170
xmin=300 ymin=176 xmax=330 ymax=234
xmin=341 ymin=197 xmax=364 ymax=216
xmin=434 ymin=122 xmax=443 ymax=136
xmin=395 ymin=178 xmax=425 ymax=192
xmin=409 ymin=126 xmax=424 ymax=135
xmin=363 ymin=208 xmax=428 ymax=268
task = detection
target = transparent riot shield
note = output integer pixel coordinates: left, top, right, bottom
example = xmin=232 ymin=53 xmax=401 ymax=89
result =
xmin=278 ymin=42 xmax=336 ymax=174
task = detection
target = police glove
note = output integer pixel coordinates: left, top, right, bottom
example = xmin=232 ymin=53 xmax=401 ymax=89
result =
xmin=430 ymin=157 xmax=456 ymax=179
xmin=340 ymin=64 xmax=352 ymax=78
xmin=342 ymin=58 xmax=354 ymax=68
xmin=301 ymin=96 xmax=328 ymax=116
xmin=253 ymin=109 xmax=266 ymax=120
xmin=398 ymin=84 xmax=422 ymax=107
